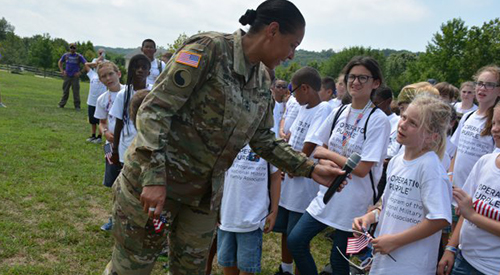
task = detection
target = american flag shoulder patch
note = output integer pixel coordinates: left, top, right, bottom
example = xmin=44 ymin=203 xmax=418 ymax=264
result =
xmin=175 ymin=50 xmax=202 ymax=68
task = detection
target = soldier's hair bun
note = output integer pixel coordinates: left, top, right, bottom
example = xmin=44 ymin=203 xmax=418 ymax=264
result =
xmin=239 ymin=9 xmax=257 ymax=26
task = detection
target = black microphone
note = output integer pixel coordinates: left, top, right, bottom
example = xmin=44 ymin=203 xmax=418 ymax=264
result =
xmin=323 ymin=152 xmax=361 ymax=204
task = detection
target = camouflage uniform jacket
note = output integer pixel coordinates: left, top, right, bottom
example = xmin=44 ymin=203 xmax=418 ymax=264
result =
xmin=121 ymin=29 xmax=315 ymax=210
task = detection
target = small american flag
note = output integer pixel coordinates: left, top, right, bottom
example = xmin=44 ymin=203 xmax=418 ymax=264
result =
xmin=153 ymin=215 xmax=168 ymax=233
xmin=346 ymin=234 xmax=370 ymax=254
xmin=104 ymin=143 xmax=113 ymax=164
xmin=473 ymin=199 xmax=500 ymax=221
xmin=176 ymin=51 xmax=201 ymax=68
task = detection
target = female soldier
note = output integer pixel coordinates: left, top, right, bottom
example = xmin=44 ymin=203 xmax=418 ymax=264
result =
xmin=103 ymin=1 xmax=344 ymax=274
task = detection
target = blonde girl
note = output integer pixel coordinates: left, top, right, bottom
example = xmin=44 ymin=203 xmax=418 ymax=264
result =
xmin=353 ymin=95 xmax=453 ymax=275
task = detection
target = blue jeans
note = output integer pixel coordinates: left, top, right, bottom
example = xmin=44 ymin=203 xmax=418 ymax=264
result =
xmin=451 ymin=251 xmax=485 ymax=275
xmin=217 ymin=228 xmax=263 ymax=273
xmin=287 ymin=212 xmax=353 ymax=275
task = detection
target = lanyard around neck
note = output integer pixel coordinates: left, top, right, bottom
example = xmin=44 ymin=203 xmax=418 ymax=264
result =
xmin=341 ymin=101 xmax=372 ymax=156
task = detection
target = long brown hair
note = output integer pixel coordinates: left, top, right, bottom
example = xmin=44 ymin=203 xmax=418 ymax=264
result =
xmin=474 ymin=65 xmax=500 ymax=136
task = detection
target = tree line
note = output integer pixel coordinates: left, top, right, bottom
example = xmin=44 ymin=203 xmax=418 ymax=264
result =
xmin=1 ymin=17 xmax=500 ymax=95
xmin=275 ymin=18 xmax=500 ymax=96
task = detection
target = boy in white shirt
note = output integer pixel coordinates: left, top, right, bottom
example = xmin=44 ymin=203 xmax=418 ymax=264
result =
xmin=273 ymin=66 xmax=333 ymax=275
xmin=217 ymin=144 xmax=280 ymax=275
xmin=319 ymin=76 xmax=340 ymax=110
xmin=272 ymin=79 xmax=289 ymax=138
xmin=93 ymin=61 xmax=125 ymax=231
xmin=141 ymin=39 xmax=166 ymax=86
xmin=84 ymin=58 xmax=107 ymax=143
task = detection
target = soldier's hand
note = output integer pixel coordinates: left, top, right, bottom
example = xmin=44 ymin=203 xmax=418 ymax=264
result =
xmin=311 ymin=159 xmax=346 ymax=188
xmin=140 ymin=185 xmax=166 ymax=219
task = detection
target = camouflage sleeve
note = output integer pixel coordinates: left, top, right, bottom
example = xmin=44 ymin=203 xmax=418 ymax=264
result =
xmin=249 ymin=96 xmax=314 ymax=177
xmin=133 ymin=38 xmax=216 ymax=187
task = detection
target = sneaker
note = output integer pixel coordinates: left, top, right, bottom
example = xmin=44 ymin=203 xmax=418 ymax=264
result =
xmin=86 ymin=136 xmax=96 ymax=142
xmin=274 ymin=265 xmax=293 ymax=275
xmin=101 ymin=218 xmax=113 ymax=231
xmin=75 ymin=107 xmax=81 ymax=111
xmin=92 ymin=137 xmax=102 ymax=144
xmin=0 ymin=103 xmax=6 ymax=108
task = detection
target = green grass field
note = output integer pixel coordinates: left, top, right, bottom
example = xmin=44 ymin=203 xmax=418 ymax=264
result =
xmin=0 ymin=71 xmax=333 ymax=274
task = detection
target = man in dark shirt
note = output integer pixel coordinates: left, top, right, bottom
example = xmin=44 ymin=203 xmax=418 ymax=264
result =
xmin=58 ymin=43 xmax=87 ymax=110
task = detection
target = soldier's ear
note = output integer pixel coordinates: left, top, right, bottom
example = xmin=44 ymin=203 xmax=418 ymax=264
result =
xmin=266 ymin=22 xmax=280 ymax=39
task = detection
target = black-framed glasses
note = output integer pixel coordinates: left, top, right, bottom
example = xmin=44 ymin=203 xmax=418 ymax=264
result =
xmin=290 ymin=84 xmax=302 ymax=93
xmin=474 ymin=81 xmax=500 ymax=90
xmin=346 ymin=74 xmax=373 ymax=84
xmin=70 ymin=46 xmax=76 ymax=49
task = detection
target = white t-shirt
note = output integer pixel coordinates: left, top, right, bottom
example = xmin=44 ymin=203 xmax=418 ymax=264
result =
xmin=280 ymin=102 xmax=332 ymax=213
xmin=369 ymin=152 xmax=452 ymax=275
xmin=109 ymin=84 xmax=153 ymax=163
xmin=86 ymin=70 xmax=107 ymax=106
xmin=147 ymin=59 xmax=166 ymax=86
xmin=273 ymin=101 xmax=285 ymax=138
xmin=386 ymin=113 xmax=400 ymax=158
xmin=94 ymin=85 xmax=124 ymax=144
xmin=283 ymin=96 xmax=300 ymax=135
xmin=454 ymin=102 xmax=478 ymax=115
xmin=306 ymin=105 xmax=390 ymax=231
xmin=328 ymin=98 xmax=342 ymax=110
xmin=459 ymin=152 xmax=500 ymax=275
xmin=451 ymin=111 xmax=495 ymax=189
xmin=219 ymin=144 xmax=278 ymax=233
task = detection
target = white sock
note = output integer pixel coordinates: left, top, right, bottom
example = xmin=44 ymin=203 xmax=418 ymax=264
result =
xmin=281 ymin=262 xmax=293 ymax=274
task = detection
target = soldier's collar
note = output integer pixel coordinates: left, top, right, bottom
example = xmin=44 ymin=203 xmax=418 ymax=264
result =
xmin=233 ymin=29 xmax=258 ymax=85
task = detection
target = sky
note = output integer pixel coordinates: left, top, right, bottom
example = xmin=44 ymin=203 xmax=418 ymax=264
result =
xmin=1 ymin=0 xmax=499 ymax=53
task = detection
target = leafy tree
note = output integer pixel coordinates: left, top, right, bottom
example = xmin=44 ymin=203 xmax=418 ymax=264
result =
xmin=0 ymin=17 xmax=14 ymax=41
xmin=275 ymin=62 xmax=301 ymax=82
xmin=0 ymin=32 xmax=26 ymax=65
xmin=28 ymin=34 xmax=53 ymax=76
xmin=167 ymin=33 xmax=189 ymax=53
xmin=385 ymin=51 xmax=417 ymax=94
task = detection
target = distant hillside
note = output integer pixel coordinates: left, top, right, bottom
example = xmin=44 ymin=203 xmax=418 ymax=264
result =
xmin=281 ymin=49 xmax=335 ymax=67
xmin=94 ymin=45 xmax=135 ymax=56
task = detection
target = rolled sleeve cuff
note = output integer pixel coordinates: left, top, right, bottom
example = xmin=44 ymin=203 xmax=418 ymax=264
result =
xmin=294 ymin=158 xmax=315 ymax=178
xmin=139 ymin=168 xmax=167 ymax=187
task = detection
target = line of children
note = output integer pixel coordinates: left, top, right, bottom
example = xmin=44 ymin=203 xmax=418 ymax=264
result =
xmin=287 ymin=56 xmax=390 ymax=275
xmin=273 ymin=67 xmax=333 ymax=275
xmin=93 ymin=61 xmax=125 ymax=231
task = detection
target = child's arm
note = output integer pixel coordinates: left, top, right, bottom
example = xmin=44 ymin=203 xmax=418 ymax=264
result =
xmin=302 ymin=141 xmax=317 ymax=157
xmin=99 ymin=119 xmax=113 ymax=143
xmin=264 ymin=170 xmax=281 ymax=233
xmin=447 ymin=151 xmax=457 ymax=182
xmin=437 ymin=216 xmax=464 ymax=275
xmin=454 ymin=187 xmax=500 ymax=237
xmin=372 ymin=218 xmax=449 ymax=255
xmin=111 ymin=118 xmax=124 ymax=164
xmin=313 ymin=146 xmax=375 ymax=177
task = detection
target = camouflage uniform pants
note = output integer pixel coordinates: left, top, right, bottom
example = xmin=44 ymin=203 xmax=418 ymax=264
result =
xmin=103 ymin=174 xmax=217 ymax=275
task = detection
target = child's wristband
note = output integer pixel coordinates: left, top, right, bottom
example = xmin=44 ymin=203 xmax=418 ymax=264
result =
xmin=445 ymin=245 xmax=457 ymax=254
xmin=371 ymin=209 xmax=379 ymax=223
